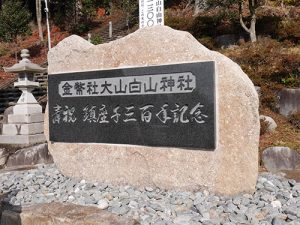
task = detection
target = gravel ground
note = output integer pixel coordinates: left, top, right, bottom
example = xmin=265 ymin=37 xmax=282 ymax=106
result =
xmin=0 ymin=164 xmax=299 ymax=225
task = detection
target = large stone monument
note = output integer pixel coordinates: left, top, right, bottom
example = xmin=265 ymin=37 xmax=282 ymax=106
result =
xmin=46 ymin=26 xmax=259 ymax=195
xmin=0 ymin=49 xmax=46 ymax=144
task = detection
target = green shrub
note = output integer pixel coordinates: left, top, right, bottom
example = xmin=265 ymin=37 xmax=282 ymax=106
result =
xmin=256 ymin=16 xmax=282 ymax=38
xmin=52 ymin=0 xmax=77 ymax=30
xmin=0 ymin=0 xmax=31 ymax=42
xmin=191 ymin=15 xmax=223 ymax=37
xmin=52 ymin=0 xmax=100 ymax=31
xmin=267 ymin=0 xmax=300 ymax=6
xmin=190 ymin=10 xmax=241 ymax=39
xmin=281 ymin=74 xmax=300 ymax=87
xmin=71 ymin=23 xmax=90 ymax=35
xmin=91 ymin=35 xmax=102 ymax=45
xmin=282 ymin=0 xmax=300 ymax=6
xmin=81 ymin=0 xmax=98 ymax=22
xmin=277 ymin=19 xmax=300 ymax=43
xmin=121 ymin=0 xmax=139 ymax=28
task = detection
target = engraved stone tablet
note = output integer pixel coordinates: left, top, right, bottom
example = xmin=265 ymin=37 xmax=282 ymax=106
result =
xmin=48 ymin=62 xmax=215 ymax=149
xmin=46 ymin=26 xmax=260 ymax=195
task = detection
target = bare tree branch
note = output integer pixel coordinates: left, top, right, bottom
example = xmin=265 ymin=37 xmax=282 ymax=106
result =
xmin=36 ymin=0 xmax=43 ymax=41
xmin=239 ymin=1 xmax=250 ymax=33
xmin=185 ymin=0 xmax=194 ymax=9
xmin=240 ymin=14 xmax=250 ymax=33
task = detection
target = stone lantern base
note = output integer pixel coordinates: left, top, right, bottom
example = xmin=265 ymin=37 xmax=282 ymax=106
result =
xmin=0 ymin=112 xmax=46 ymax=145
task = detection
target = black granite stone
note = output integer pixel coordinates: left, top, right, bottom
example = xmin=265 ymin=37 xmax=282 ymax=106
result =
xmin=48 ymin=61 xmax=216 ymax=150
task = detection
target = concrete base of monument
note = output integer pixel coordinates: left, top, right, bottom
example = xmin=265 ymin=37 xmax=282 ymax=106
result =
xmin=0 ymin=134 xmax=46 ymax=145
xmin=45 ymin=26 xmax=260 ymax=195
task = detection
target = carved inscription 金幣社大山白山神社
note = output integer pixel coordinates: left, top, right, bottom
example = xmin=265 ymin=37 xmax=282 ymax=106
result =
xmin=58 ymin=72 xmax=196 ymax=97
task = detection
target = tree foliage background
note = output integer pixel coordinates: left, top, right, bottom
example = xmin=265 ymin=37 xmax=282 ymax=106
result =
xmin=0 ymin=0 xmax=299 ymax=42
xmin=0 ymin=0 xmax=30 ymax=42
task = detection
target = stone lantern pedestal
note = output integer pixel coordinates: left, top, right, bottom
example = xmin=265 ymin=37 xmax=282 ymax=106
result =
xmin=0 ymin=49 xmax=46 ymax=145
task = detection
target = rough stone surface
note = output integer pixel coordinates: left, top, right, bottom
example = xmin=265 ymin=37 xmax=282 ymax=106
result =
xmin=262 ymin=147 xmax=300 ymax=172
xmin=5 ymin=143 xmax=53 ymax=168
xmin=260 ymin=115 xmax=277 ymax=133
xmin=0 ymin=202 xmax=139 ymax=225
xmin=46 ymin=26 xmax=260 ymax=195
xmin=278 ymin=88 xmax=300 ymax=117
xmin=0 ymin=149 xmax=8 ymax=168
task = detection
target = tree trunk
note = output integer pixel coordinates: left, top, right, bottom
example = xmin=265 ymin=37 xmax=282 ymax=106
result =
xmin=14 ymin=38 xmax=18 ymax=62
xmin=109 ymin=1 xmax=114 ymax=15
xmin=249 ymin=15 xmax=257 ymax=42
xmin=194 ymin=0 xmax=201 ymax=15
xmin=36 ymin=0 xmax=43 ymax=41
xmin=75 ymin=0 xmax=82 ymax=24
xmin=239 ymin=1 xmax=257 ymax=43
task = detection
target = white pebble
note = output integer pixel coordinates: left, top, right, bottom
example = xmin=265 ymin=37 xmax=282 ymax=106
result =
xmin=271 ymin=200 xmax=282 ymax=208
xmin=68 ymin=195 xmax=75 ymax=201
xmin=97 ymin=199 xmax=109 ymax=210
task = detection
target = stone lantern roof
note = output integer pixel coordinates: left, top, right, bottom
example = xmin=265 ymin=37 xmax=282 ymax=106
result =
xmin=3 ymin=49 xmax=47 ymax=74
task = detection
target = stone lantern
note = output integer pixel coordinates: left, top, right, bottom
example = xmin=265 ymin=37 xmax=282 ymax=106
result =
xmin=0 ymin=49 xmax=47 ymax=144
